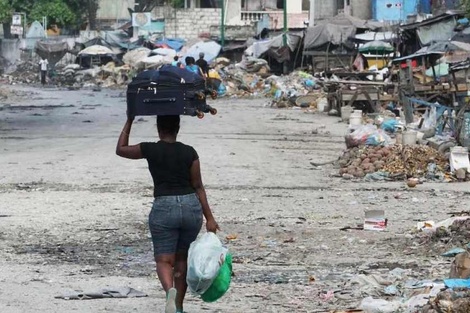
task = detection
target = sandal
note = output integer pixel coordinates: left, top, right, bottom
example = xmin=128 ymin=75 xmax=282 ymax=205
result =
xmin=165 ymin=288 xmax=177 ymax=313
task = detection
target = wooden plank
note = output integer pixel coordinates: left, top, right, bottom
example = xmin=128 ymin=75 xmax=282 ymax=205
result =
xmin=329 ymin=80 xmax=391 ymax=86
xmin=342 ymin=94 xmax=379 ymax=101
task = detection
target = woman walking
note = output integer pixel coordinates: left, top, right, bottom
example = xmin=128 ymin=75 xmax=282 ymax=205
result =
xmin=116 ymin=115 xmax=219 ymax=313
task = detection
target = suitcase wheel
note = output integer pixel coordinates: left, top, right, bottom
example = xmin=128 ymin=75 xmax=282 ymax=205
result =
xmin=209 ymin=108 xmax=217 ymax=115
xmin=210 ymin=91 xmax=218 ymax=100
xmin=196 ymin=111 xmax=205 ymax=119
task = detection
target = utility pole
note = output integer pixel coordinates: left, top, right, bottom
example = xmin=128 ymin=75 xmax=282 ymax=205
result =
xmin=283 ymin=0 xmax=287 ymax=46
xmin=220 ymin=0 xmax=225 ymax=47
xmin=309 ymin=0 xmax=315 ymax=27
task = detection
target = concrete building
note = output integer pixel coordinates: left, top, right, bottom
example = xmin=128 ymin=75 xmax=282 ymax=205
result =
xmin=93 ymin=0 xmax=376 ymax=41
xmin=160 ymin=0 xmax=312 ymax=41
xmin=371 ymin=0 xmax=432 ymax=22
xmin=97 ymin=0 xmax=135 ymax=24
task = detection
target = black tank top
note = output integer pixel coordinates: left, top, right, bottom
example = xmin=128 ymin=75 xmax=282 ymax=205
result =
xmin=140 ymin=141 xmax=199 ymax=197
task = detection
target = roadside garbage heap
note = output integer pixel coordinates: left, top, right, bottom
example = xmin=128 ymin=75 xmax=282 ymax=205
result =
xmin=349 ymin=216 xmax=470 ymax=313
xmin=213 ymin=57 xmax=326 ymax=107
xmin=338 ymin=107 xmax=470 ymax=182
xmin=338 ymin=144 xmax=450 ymax=181
xmin=59 ymin=62 xmax=132 ymax=88
xmin=419 ymin=216 xmax=470 ymax=313
xmin=3 ymin=61 xmax=41 ymax=84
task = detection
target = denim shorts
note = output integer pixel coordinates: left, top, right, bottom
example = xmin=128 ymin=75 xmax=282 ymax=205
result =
xmin=149 ymin=193 xmax=203 ymax=256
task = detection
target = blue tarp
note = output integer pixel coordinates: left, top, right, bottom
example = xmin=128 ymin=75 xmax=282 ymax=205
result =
xmin=444 ymin=279 xmax=470 ymax=289
xmin=153 ymin=39 xmax=185 ymax=52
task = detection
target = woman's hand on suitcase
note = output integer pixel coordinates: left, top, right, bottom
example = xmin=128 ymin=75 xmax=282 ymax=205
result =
xmin=126 ymin=110 xmax=135 ymax=122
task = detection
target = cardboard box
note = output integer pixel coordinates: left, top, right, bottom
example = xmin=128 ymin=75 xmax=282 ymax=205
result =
xmin=364 ymin=210 xmax=387 ymax=231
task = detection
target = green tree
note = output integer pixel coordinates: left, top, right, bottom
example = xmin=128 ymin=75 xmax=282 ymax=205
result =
xmin=64 ymin=0 xmax=100 ymax=30
xmin=29 ymin=0 xmax=75 ymax=27
xmin=0 ymin=0 xmax=13 ymax=38
xmin=0 ymin=0 xmax=13 ymax=24
xmin=465 ymin=0 xmax=470 ymax=17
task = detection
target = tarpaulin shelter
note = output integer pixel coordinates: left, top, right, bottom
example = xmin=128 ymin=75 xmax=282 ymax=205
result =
xmin=35 ymin=41 xmax=69 ymax=64
xmin=304 ymin=14 xmax=383 ymax=51
xmin=392 ymin=41 xmax=470 ymax=64
xmin=76 ymin=45 xmax=116 ymax=68
xmin=245 ymin=32 xmax=303 ymax=62
xmin=452 ymin=27 xmax=470 ymax=44
xmin=303 ymin=14 xmax=383 ymax=71
xmin=184 ymin=41 xmax=221 ymax=64
xmin=400 ymin=11 xmax=464 ymax=56
xmin=83 ymin=37 xmax=112 ymax=49
xmin=25 ymin=21 xmax=47 ymax=50
xmin=151 ymin=38 xmax=185 ymax=52
xmin=105 ymin=31 xmax=143 ymax=51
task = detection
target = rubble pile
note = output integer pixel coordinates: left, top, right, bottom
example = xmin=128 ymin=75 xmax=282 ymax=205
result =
xmin=422 ymin=289 xmax=470 ymax=313
xmin=3 ymin=57 xmax=325 ymax=104
xmin=431 ymin=218 xmax=470 ymax=246
xmin=213 ymin=57 xmax=324 ymax=104
xmin=4 ymin=61 xmax=41 ymax=84
xmin=338 ymin=145 xmax=449 ymax=179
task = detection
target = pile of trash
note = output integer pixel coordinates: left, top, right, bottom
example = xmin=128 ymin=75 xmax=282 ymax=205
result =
xmin=338 ymin=144 xmax=449 ymax=180
xmin=3 ymin=61 xmax=41 ymax=84
xmin=212 ymin=57 xmax=324 ymax=105
xmin=4 ymin=52 xmax=328 ymax=103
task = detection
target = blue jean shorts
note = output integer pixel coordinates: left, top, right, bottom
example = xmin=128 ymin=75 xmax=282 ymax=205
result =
xmin=149 ymin=193 xmax=203 ymax=256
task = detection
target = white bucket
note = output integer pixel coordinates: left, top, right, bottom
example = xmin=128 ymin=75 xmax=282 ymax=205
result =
xmin=402 ymin=131 xmax=417 ymax=145
xmin=353 ymin=110 xmax=363 ymax=115
xmin=349 ymin=115 xmax=362 ymax=126
xmin=317 ymin=98 xmax=328 ymax=112
xmin=450 ymin=146 xmax=470 ymax=172
xmin=341 ymin=106 xmax=353 ymax=122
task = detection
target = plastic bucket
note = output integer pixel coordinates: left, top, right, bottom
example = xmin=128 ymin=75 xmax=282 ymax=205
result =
xmin=349 ymin=115 xmax=362 ymax=126
xmin=317 ymin=98 xmax=328 ymax=112
xmin=341 ymin=106 xmax=353 ymax=122
xmin=402 ymin=131 xmax=417 ymax=145
xmin=450 ymin=146 xmax=470 ymax=172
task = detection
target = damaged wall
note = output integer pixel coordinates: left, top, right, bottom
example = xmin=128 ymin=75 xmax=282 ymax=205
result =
xmin=314 ymin=1 xmax=338 ymax=20
xmin=97 ymin=0 xmax=135 ymax=20
xmin=164 ymin=8 xmax=221 ymax=39
xmin=1 ymin=39 xmax=22 ymax=73
xmin=351 ymin=0 xmax=372 ymax=20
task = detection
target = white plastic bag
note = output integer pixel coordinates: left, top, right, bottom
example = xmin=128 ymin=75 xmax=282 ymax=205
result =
xmin=186 ymin=232 xmax=228 ymax=295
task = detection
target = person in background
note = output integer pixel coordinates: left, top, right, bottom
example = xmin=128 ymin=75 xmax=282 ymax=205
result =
xmin=184 ymin=56 xmax=204 ymax=77
xmin=116 ymin=115 xmax=219 ymax=313
xmin=39 ymin=58 xmax=48 ymax=85
xmin=172 ymin=56 xmax=180 ymax=67
xmin=195 ymin=52 xmax=209 ymax=77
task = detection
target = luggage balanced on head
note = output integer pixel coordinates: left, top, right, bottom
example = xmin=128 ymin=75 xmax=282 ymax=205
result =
xmin=126 ymin=65 xmax=217 ymax=119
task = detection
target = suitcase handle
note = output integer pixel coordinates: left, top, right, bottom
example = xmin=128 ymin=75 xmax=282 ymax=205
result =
xmin=143 ymin=98 xmax=177 ymax=103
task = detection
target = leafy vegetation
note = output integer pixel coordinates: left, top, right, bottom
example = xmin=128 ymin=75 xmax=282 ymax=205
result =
xmin=0 ymin=0 xmax=100 ymax=36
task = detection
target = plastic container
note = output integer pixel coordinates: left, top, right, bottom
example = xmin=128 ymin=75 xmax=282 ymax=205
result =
xmin=402 ymin=130 xmax=417 ymax=145
xmin=317 ymin=98 xmax=328 ymax=112
xmin=341 ymin=106 xmax=353 ymax=122
xmin=349 ymin=115 xmax=362 ymax=126
xmin=450 ymin=146 xmax=470 ymax=172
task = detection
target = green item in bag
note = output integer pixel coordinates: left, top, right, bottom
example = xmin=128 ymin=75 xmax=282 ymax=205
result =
xmin=201 ymin=253 xmax=232 ymax=303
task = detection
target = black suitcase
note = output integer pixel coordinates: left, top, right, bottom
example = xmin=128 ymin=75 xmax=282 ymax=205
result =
xmin=127 ymin=65 xmax=217 ymax=118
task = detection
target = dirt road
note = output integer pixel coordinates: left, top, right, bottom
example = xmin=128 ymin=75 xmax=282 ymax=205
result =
xmin=1 ymin=86 xmax=469 ymax=312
